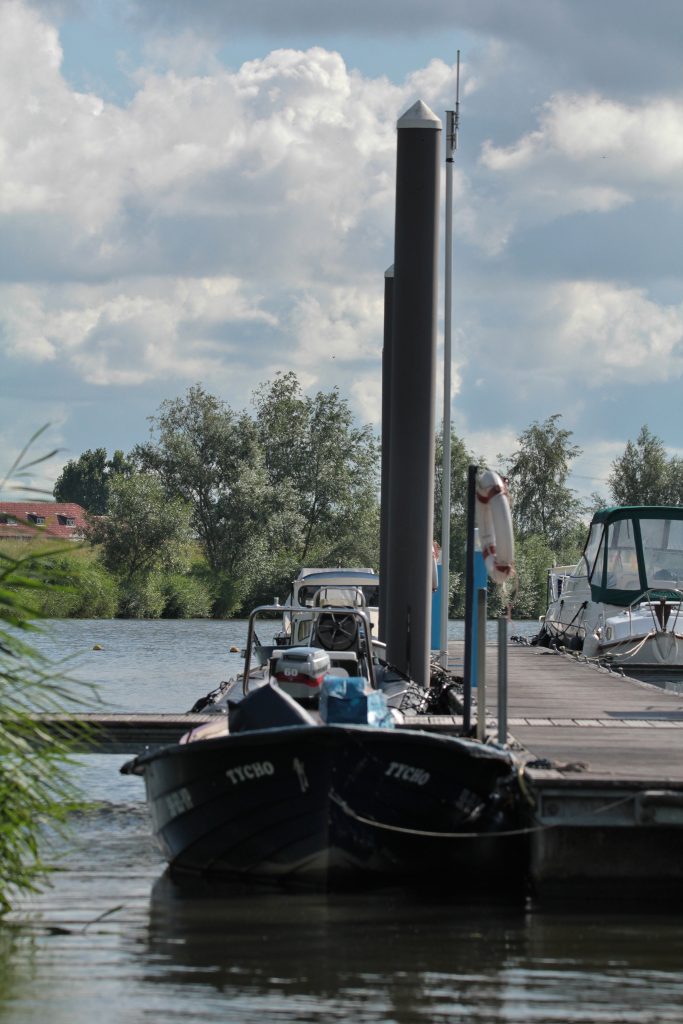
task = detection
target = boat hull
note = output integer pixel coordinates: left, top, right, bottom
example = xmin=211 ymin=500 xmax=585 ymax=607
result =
xmin=133 ymin=725 xmax=527 ymax=888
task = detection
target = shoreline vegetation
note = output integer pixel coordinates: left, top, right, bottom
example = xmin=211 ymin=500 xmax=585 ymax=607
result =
xmin=1 ymin=430 xmax=91 ymax=912
xmin=5 ymin=380 xmax=679 ymax=625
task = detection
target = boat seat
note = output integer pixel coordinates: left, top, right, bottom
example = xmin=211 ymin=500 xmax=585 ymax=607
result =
xmin=329 ymin=651 xmax=359 ymax=669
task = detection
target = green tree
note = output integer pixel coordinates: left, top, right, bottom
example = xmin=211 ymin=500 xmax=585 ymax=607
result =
xmin=586 ymin=491 xmax=609 ymax=516
xmin=608 ymin=425 xmax=680 ymax=506
xmin=88 ymin=472 xmax=192 ymax=583
xmin=53 ymin=448 xmax=133 ymax=514
xmin=252 ymin=372 xmax=380 ymax=568
xmin=134 ymin=385 xmax=273 ymax=613
xmin=504 ymin=414 xmax=584 ymax=549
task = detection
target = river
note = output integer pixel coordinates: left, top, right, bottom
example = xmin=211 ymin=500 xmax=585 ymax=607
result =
xmin=2 ymin=618 xmax=683 ymax=1023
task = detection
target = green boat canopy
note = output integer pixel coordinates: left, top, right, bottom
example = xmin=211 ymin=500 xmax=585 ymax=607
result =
xmin=584 ymin=506 xmax=683 ymax=606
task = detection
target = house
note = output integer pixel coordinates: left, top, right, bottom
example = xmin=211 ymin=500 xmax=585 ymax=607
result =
xmin=0 ymin=502 xmax=89 ymax=541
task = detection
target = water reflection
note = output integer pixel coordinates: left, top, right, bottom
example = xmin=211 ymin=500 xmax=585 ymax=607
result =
xmin=144 ymin=872 xmax=683 ymax=1023
xmin=146 ymin=873 xmax=527 ymax=1023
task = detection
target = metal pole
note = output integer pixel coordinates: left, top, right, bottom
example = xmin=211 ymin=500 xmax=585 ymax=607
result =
xmin=378 ymin=264 xmax=394 ymax=643
xmin=439 ymin=51 xmax=460 ymax=670
xmin=463 ymin=463 xmax=477 ymax=734
xmin=385 ymin=100 xmax=441 ymax=688
xmin=476 ymin=587 xmax=487 ymax=741
xmin=498 ymin=615 xmax=508 ymax=745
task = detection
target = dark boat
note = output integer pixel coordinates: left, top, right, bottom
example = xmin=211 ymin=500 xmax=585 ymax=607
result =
xmin=123 ymin=580 xmax=528 ymax=889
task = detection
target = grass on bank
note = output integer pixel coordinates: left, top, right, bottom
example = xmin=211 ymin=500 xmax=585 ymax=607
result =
xmin=0 ymin=540 xmax=214 ymax=620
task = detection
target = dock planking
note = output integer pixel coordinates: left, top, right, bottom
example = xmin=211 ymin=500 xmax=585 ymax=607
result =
xmin=467 ymin=639 xmax=683 ymax=898
xmin=18 ymin=712 xmax=217 ymax=753
xmin=471 ymin=641 xmax=683 ymax=782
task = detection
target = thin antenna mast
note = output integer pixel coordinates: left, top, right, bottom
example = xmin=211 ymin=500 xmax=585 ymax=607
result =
xmin=439 ymin=50 xmax=460 ymax=669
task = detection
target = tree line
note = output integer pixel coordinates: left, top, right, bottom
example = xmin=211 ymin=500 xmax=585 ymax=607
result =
xmin=48 ymin=375 xmax=680 ymax=620
xmin=52 ymin=373 xmax=380 ymax=618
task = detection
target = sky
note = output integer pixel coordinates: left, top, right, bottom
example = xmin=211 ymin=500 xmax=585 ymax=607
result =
xmin=2 ymin=0 xmax=683 ymax=505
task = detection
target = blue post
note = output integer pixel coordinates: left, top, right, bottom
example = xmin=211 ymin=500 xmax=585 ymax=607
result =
xmin=431 ymin=561 xmax=442 ymax=652
xmin=470 ymin=550 xmax=488 ymax=688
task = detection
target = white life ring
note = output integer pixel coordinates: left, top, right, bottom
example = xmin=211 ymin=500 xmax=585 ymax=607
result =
xmin=475 ymin=469 xmax=515 ymax=584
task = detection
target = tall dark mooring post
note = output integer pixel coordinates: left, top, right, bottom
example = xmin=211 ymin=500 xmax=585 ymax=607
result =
xmin=378 ymin=264 xmax=394 ymax=643
xmin=385 ymin=100 xmax=441 ymax=687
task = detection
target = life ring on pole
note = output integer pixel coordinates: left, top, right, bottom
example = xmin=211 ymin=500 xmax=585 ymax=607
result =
xmin=475 ymin=469 xmax=515 ymax=584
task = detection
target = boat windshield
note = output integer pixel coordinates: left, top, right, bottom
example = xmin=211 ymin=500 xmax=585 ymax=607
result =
xmin=570 ymin=556 xmax=589 ymax=578
xmin=640 ymin=517 xmax=683 ymax=587
xmin=588 ymin=508 xmax=683 ymax=604
xmin=296 ymin=584 xmax=379 ymax=608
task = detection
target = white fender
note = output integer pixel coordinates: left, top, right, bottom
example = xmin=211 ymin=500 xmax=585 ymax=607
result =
xmin=652 ymin=631 xmax=678 ymax=665
xmin=475 ymin=469 xmax=515 ymax=584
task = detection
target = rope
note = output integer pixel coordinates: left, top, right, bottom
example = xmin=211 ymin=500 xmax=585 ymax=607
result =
xmin=547 ymin=601 xmax=588 ymax=642
xmin=328 ymin=789 xmax=635 ymax=840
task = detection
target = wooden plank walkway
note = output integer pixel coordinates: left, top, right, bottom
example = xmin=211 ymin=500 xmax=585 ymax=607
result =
xmin=470 ymin=641 xmax=683 ymax=783
xmin=12 ymin=712 xmax=217 ymax=753
xmin=462 ymin=639 xmax=683 ymax=897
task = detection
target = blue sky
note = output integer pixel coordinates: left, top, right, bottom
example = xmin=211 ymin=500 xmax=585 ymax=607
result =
xmin=3 ymin=0 xmax=683 ymax=505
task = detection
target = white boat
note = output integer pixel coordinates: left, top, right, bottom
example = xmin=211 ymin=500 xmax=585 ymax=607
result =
xmin=541 ymin=506 xmax=683 ymax=672
xmin=272 ymin=566 xmax=381 ymax=655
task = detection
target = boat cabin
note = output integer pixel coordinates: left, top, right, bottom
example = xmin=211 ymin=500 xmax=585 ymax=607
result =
xmin=559 ymin=506 xmax=683 ymax=607
xmin=285 ymin=568 xmax=379 ymax=647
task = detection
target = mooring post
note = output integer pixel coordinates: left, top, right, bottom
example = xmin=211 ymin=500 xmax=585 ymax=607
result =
xmin=385 ymin=100 xmax=441 ymax=688
xmin=476 ymin=587 xmax=487 ymax=741
xmin=498 ymin=615 xmax=508 ymax=745
xmin=463 ymin=464 xmax=477 ymax=733
xmin=378 ymin=264 xmax=394 ymax=643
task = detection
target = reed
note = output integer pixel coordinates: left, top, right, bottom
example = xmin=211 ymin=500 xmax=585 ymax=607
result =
xmin=0 ymin=429 xmax=93 ymax=911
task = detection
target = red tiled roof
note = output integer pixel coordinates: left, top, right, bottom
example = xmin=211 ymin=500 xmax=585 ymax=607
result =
xmin=0 ymin=502 xmax=88 ymax=540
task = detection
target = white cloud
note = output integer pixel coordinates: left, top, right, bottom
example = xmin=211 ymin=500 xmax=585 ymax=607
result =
xmin=476 ymin=91 xmax=683 ymax=249
xmin=5 ymin=0 xmax=683 ymax=475
xmin=1 ymin=277 xmax=277 ymax=385
xmin=554 ymin=281 xmax=683 ymax=382
xmin=0 ymin=2 xmax=466 ymax=425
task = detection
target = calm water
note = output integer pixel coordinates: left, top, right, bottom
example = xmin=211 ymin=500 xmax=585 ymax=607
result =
xmin=2 ymin=618 xmax=683 ymax=1024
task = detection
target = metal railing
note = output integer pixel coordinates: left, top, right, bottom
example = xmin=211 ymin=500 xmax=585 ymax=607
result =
xmin=243 ymin=604 xmax=377 ymax=695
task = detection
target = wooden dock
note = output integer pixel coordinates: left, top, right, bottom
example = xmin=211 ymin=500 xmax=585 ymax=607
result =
xmin=476 ymin=641 xmax=683 ymax=900
xmin=18 ymin=639 xmax=683 ymax=899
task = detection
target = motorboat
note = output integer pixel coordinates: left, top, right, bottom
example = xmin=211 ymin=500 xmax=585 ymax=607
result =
xmin=122 ymin=570 xmax=528 ymax=889
xmin=266 ymin=566 xmax=381 ymax=657
xmin=540 ymin=506 xmax=683 ymax=672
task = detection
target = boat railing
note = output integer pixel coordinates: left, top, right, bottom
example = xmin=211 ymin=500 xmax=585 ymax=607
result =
xmin=278 ymin=586 xmax=376 ymax=647
xmin=243 ymin=604 xmax=377 ymax=694
xmin=632 ymin=588 xmax=683 ymax=634
xmin=546 ymin=565 xmax=579 ymax=603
